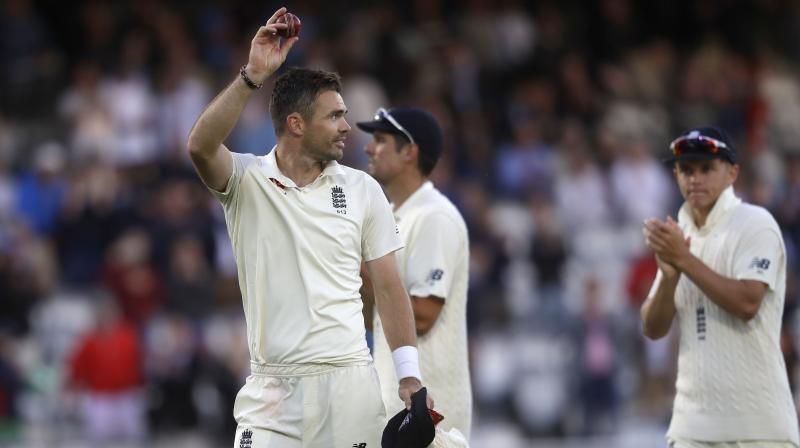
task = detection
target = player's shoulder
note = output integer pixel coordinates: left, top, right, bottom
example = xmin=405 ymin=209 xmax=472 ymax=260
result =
xmin=330 ymin=165 xmax=385 ymax=204
xmin=416 ymin=187 xmax=468 ymax=230
xmin=728 ymin=202 xmax=783 ymax=245
xmin=336 ymin=164 xmax=377 ymax=186
xmin=734 ymin=202 xmax=780 ymax=230
xmin=233 ymin=151 xmax=261 ymax=167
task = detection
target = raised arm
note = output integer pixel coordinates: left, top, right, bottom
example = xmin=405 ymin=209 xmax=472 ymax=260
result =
xmin=187 ymin=7 xmax=297 ymax=190
xmin=641 ymin=218 xmax=682 ymax=339
xmin=645 ymin=216 xmax=768 ymax=322
xmin=675 ymin=258 xmax=767 ymax=321
xmin=640 ymin=263 xmax=679 ymax=340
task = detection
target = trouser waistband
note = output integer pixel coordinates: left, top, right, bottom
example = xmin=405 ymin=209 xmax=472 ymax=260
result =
xmin=249 ymin=361 xmax=370 ymax=377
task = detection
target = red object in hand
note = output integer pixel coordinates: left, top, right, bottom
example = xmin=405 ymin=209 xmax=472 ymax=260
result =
xmin=429 ymin=409 xmax=444 ymax=426
xmin=277 ymin=13 xmax=301 ymax=38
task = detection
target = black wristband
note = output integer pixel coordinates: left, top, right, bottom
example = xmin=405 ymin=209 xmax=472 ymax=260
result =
xmin=239 ymin=65 xmax=263 ymax=90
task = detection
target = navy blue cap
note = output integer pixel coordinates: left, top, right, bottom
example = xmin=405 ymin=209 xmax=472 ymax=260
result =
xmin=357 ymin=107 xmax=443 ymax=165
xmin=665 ymin=126 xmax=737 ymax=164
xmin=381 ymin=387 xmax=435 ymax=448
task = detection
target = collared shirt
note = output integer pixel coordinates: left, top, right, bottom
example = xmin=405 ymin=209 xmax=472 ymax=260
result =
xmin=209 ymin=149 xmax=402 ymax=366
xmin=649 ymin=186 xmax=799 ymax=445
xmin=372 ymin=181 xmax=472 ymax=439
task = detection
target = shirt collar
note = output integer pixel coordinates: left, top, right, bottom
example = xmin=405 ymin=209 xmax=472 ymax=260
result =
xmin=263 ymin=147 xmax=345 ymax=188
xmin=678 ymin=185 xmax=741 ymax=233
xmin=394 ymin=181 xmax=434 ymax=219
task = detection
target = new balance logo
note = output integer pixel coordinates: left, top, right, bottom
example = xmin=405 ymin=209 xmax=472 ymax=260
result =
xmin=399 ymin=413 xmax=412 ymax=431
xmin=749 ymin=257 xmax=770 ymax=271
xmin=239 ymin=428 xmax=253 ymax=448
xmin=352 ymin=443 xmax=367 ymax=448
xmin=332 ymin=185 xmax=347 ymax=210
xmin=428 ymin=269 xmax=444 ymax=282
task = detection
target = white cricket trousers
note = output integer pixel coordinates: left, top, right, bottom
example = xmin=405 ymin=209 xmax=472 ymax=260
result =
xmin=233 ymin=361 xmax=386 ymax=448
xmin=80 ymin=389 xmax=147 ymax=443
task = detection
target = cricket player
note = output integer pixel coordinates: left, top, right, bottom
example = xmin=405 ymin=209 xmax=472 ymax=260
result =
xmin=641 ymin=126 xmax=799 ymax=448
xmin=187 ymin=8 xmax=431 ymax=447
xmin=358 ymin=107 xmax=472 ymax=444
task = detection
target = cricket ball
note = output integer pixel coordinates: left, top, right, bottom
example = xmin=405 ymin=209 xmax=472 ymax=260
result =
xmin=277 ymin=13 xmax=301 ymax=38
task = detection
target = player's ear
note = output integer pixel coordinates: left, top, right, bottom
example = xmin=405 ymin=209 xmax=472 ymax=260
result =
xmin=287 ymin=112 xmax=304 ymax=136
xmin=403 ymin=143 xmax=418 ymax=164
xmin=727 ymin=162 xmax=740 ymax=184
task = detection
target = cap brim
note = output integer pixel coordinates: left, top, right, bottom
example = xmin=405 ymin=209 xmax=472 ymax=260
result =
xmin=356 ymin=119 xmax=397 ymax=134
xmin=662 ymin=153 xmax=722 ymax=165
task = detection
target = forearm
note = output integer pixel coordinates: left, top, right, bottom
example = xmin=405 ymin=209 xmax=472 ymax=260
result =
xmin=359 ymin=263 xmax=375 ymax=331
xmin=187 ymin=76 xmax=255 ymax=158
xmin=676 ymin=254 xmax=762 ymax=321
xmin=410 ymin=295 xmax=444 ymax=336
xmin=641 ymin=272 xmax=678 ymax=340
xmin=374 ymin=279 xmax=417 ymax=350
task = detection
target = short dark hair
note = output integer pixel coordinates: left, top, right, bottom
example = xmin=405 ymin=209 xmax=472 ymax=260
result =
xmin=417 ymin=148 xmax=438 ymax=176
xmin=390 ymin=132 xmax=438 ymax=176
xmin=269 ymin=68 xmax=342 ymax=135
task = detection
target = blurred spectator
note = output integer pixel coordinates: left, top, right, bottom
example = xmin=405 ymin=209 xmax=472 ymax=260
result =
xmin=67 ymin=296 xmax=147 ymax=445
xmin=0 ymin=335 xmax=23 ymax=427
xmin=58 ymin=60 xmax=115 ymax=163
xmin=102 ymin=228 xmax=164 ymax=324
xmin=145 ymin=178 xmax=216 ymax=274
xmin=0 ymin=0 xmax=61 ymax=117
xmin=0 ymin=218 xmax=57 ymax=335
xmin=608 ymin=132 xmax=673 ymax=226
xmin=15 ymin=142 xmax=68 ymax=236
xmin=495 ymin=115 xmax=556 ymax=198
xmin=576 ymin=277 xmax=621 ymax=435
xmin=529 ymin=197 xmax=568 ymax=327
xmin=143 ymin=313 xmax=199 ymax=432
xmin=155 ymin=21 xmax=212 ymax=163
xmin=55 ymin=158 xmax=129 ymax=286
xmin=104 ymin=31 xmax=159 ymax=166
xmin=165 ymin=235 xmax=214 ymax=318
xmin=554 ymin=120 xmax=612 ymax=237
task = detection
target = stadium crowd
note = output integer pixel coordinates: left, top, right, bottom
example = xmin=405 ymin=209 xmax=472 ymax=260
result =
xmin=1 ymin=0 xmax=800 ymax=445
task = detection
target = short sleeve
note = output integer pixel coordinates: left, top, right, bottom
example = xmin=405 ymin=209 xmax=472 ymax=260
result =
xmin=362 ymin=177 xmax=403 ymax=261
xmin=733 ymin=226 xmax=783 ymax=290
xmin=207 ymin=152 xmax=257 ymax=207
xmin=405 ymin=212 xmax=463 ymax=300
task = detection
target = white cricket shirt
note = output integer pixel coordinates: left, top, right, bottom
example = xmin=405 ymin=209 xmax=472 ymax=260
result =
xmin=210 ymin=149 xmax=403 ymax=366
xmin=372 ymin=181 xmax=473 ymax=439
xmin=648 ymin=186 xmax=799 ymax=444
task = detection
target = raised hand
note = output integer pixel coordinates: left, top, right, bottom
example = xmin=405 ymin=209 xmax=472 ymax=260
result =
xmin=644 ymin=217 xmax=690 ymax=276
xmin=244 ymin=7 xmax=299 ymax=85
xmin=655 ymin=253 xmax=679 ymax=279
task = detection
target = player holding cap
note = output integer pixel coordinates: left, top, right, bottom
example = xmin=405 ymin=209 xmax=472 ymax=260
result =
xmin=359 ymin=107 xmax=472 ymax=446
xmin=641 ymin=126 xmax=799 ymax=448
xmin=187 ymin=7 xmax=431 ymax=447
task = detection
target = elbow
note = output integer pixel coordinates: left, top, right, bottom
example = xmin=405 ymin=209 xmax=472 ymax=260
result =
xmin=641 ymin=319 xmax=668 ymax=340
xmin=415 ymin=318 xmax=434 ymax=336
xmin=187 ymin=134 xmax=202 ymax=157
xmin=641 ymin=325 xmax=666 ymax=341
xmin=735 ymin=290 xmax=764 ymax=322
xmin=186 ymin=129 xmax=211 ymax=160
xmin=640 ymin=311 xmax=660 ymax=340
xmin=737 ymin=302 xmax=760 ymax=322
